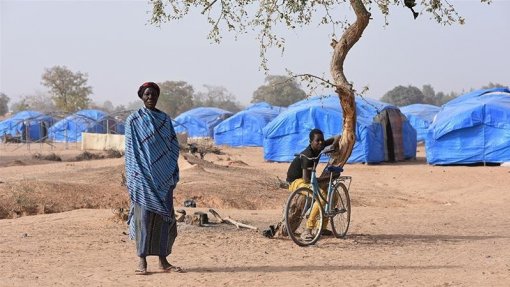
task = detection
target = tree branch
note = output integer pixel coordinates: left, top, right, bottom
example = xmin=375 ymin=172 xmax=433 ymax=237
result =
xmin=201 ymin=0 xmax=218 ymax=14
xmin=292 ymin=73 xmax=337 ymax=89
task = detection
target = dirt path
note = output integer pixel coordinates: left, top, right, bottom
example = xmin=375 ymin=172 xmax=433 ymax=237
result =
xmin=1 ymin=145 xmax=509 ymax=286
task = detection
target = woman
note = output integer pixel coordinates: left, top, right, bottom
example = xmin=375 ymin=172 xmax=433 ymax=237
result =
xmin=125 ymin=82 xmax=183 ymax=275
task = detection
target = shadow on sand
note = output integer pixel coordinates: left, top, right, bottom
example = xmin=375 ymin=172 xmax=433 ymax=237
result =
xmin=335 ymin=233 xmax=504 ymax=246
xmin=185 ymin=264 xmax=460 ymax=273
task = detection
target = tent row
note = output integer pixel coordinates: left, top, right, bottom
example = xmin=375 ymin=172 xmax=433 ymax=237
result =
xmin=0 ymin=111 xmax=55 ymax=142
xmin=180 ymin=88 xmax=510 ymax=166
xmin=6 ymin=88 xmax=507 ymax=166
xmin=0 ymin=109 xmax=124 ymax=143
xmin=174 ymin=98 xmax=417 ymax=164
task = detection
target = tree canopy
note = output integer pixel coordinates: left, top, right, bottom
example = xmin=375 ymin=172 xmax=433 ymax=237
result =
xmin=194 ymin=85 xmax=242 ymax=113
xmin=251 ymin=75 xmax=306 ymax=107
xmin=381 ymin=85 xmax=425 ymax=106
xmin=41 ymin=65 xmax=92 ymax=113
xmin=157 ymin=81 xmax=195 ymax=117
xmin=149 ymin=0 xmax=487 ymax=167
xmin=10 ymin=93 xmax=57 ymax=114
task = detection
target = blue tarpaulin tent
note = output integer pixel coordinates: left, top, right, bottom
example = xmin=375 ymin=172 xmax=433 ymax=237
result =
xmin=174 ymin=107 xmax=232 ymax=138
xmin=400 ymin=104 xmax=440 ymax=142
xmin=0 ymin=110 xmax=55 ymax=142
xmin=214 ymin=102 xmax=285 ymax=147
xmin=426 ymin=88 xmax=510 ymax=165
xmin=263 ymin=95 xmax=416 ymax=163
xmin=48 ymin=109 xmax=116 ymax=142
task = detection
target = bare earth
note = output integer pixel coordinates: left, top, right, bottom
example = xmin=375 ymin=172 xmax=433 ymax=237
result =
xmin=0 ymin=143 xmax=509 ymax=286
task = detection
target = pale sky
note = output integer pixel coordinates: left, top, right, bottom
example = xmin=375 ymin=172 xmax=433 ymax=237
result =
xmin=1 ymin=0 xmax=509 ymax=107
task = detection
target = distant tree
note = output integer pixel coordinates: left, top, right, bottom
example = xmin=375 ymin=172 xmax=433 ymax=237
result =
xmin=382 ymin=85 xmax=425 ymax=106
xmin=0 ymin=93 xmax=10 ymax=116
xmin=480 ymin=82 xmax=508 ymax=90
xmin=25 ymin=93 xmax=57 ymax=113
xmin=10 ymin=98 xmax=30 ymax=113
xmin=157 ymin=81 xmax=195 ymax=117
xmin=126 ymin=100 xmax=143 ymax=111
xmin=252 ymin=75 xmax=306 ymax=107
xmin=421 ymin=84 xmax=436 ymax=105
xmin=88 ymin=101 xmax=102 ymax=111
xmin=439 ymin=91 xmax=459 ymax=105
xmin=88 ymin=100 xmax=115 ymax=113
xmin=194 ymin=85 xmax=242 ymax=113
xmin=41 ymin=65 xmax=92 ymax=113
xmin=113 ymin=104 xmax=127 ymax=113
xmin=102 ymin=100 xmax=115 ymax=112
xmin=9 ymin=93 xmax=56 ymax=113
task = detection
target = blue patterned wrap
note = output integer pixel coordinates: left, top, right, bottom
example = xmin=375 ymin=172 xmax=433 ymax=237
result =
xmin=125 ymin=107 xmax=180 ymax=222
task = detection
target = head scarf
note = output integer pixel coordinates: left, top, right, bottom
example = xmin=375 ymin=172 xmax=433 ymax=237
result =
xmin=137 ymin=82 xmax=160 ymax=98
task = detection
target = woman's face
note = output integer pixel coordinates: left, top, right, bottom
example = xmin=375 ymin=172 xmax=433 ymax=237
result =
xmin=142 ymin=87 xmax=159 ymax=110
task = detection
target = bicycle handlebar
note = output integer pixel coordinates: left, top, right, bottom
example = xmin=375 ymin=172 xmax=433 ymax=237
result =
xmin=294 ymin=144 xmax=336 ymax=161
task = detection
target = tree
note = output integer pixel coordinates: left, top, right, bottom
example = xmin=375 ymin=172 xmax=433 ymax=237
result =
xmin=194 ymin=85 xmax=242 ymax=113
xmin=113 ymin=104 xmax=127 ymax=113
xmin=9 ymin=93 xmax=57 ymax=113
xmin=382 ymin=85 xmax=425 ymax=106
xmin=10 ymin=98 xmax=29 ymax=113
xmin=41 ymin=65 xmax=92 ymax=113
xmin=252 ymin=75 xmax=306 ymax=107
xmin=0 ymin=93 xmax=10 ymax=116
xmin=480 ymin=82 xmax=508 ymax=90
xmin=126 ymin=100 xmax=143 ymax=111
xmin=421 ymin=84 xmax=436 ymax=105
xmin=155 ymin=81 xmax=195 ymax=117
xmin=102 ymin=100 xmax=115 ymax=112
xmin=149 ymin=0 xmax=485 ymax=167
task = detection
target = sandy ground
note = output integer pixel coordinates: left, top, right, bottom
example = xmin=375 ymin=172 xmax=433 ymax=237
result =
xmin=0 ymin=143 xmax=509 ymax=286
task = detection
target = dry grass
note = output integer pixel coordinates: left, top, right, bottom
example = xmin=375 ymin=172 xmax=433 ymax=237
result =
xmin=32 ymin=152 xmax=62 ymax=161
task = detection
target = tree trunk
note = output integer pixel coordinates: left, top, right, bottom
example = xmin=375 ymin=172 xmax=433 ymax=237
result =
xmin=329 ymin=0 xmax=371 ymax=167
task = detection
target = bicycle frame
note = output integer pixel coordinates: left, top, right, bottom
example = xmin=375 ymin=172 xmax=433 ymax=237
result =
xmin=302 ymin=152 xmax=351 ymax=218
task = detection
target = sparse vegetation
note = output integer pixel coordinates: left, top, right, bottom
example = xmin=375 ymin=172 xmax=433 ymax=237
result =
xmin=32 ymin=152 xmax=62 ymax=161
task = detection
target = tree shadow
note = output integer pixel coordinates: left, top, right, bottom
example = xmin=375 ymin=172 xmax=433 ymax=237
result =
xmin=334 ymin=233 xmax=505 ymax=246
xmin=364 ymin=156 xmax=429 ymax=166
xmin=185 ymin=264 xmax=460 ymax=273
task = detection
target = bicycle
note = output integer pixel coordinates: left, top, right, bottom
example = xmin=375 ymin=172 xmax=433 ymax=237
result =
xmin=284 ymin=148 xmax=352 ymax=246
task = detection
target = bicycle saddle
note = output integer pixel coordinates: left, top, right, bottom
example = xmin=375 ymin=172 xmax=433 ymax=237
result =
xmin=325 ymin=166 xmax=343 ymax=173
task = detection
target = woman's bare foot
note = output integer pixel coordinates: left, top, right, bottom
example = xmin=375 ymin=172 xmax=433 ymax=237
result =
xmin=159 ymin=256 xmax=185 ymax=273
xmin=135 ymin=257 xmax=148 ymax=275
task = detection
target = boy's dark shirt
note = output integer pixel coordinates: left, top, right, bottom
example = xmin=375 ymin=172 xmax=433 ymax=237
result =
xmin=286 ymin=137 xmax=334 ymax=183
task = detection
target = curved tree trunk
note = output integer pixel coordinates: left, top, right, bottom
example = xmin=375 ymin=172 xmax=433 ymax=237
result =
xmin=329 ymin=0 xmax=371 ymax=167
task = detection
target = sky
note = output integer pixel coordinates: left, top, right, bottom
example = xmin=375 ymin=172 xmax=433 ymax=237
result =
xmin=1 ymin=0 xmax=509 ymax=108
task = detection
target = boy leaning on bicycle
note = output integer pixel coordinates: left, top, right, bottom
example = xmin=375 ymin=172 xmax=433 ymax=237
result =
xmin=263 ymin=128 xmax=340 ymax=239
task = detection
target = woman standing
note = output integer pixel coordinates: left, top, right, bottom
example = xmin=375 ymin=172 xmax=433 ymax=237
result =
xmin=125 ymin=82 xmax=183 ymax=275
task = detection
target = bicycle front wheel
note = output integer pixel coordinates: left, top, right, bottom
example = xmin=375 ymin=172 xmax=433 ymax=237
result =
xmin=284 ymin=187 xmax=323 ymax=246
xmin=330 ymin=182 xmax=351 ymax=238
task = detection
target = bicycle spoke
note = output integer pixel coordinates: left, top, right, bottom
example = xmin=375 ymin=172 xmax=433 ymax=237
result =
xmin=330 ymin=182 xmax=351 ymax=238
xmin=284 ymin=187 xmax=323 ymax=246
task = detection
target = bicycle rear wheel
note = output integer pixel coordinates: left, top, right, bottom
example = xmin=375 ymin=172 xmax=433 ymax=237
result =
xmin=284 ymin=187 xmax=323 ymax=246
xmin=330 ymin=182 xmax=351 ymax=238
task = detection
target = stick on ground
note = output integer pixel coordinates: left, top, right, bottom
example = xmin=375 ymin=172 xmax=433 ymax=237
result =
xmin=208 ymin=209 xmax=258 ymax=231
